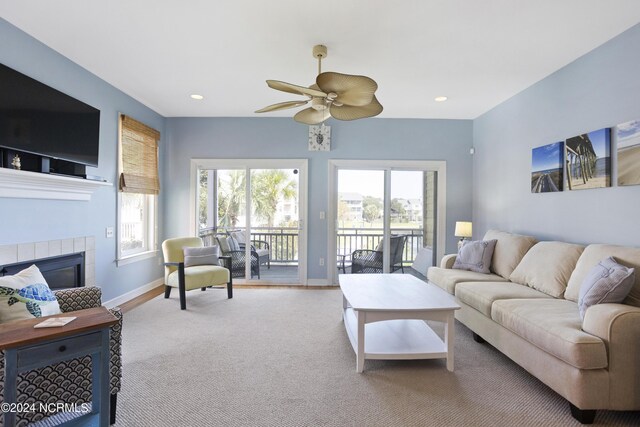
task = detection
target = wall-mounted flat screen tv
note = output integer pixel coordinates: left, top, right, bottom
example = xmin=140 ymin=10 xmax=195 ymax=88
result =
xmin=0 ymin=63 xmax=100 ymax=167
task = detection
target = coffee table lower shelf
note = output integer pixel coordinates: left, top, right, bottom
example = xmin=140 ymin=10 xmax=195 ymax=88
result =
xmin=343 ymin=307 xmax=447 ymax=365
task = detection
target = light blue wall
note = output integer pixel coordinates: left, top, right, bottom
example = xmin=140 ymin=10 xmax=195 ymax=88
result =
xmin=473 ymin=24 xmax=640 ymax=245
xmin=0 ymin=19 xmax=166 ymax=301
xmin=165 ymin=117 xmax=473 ymax=279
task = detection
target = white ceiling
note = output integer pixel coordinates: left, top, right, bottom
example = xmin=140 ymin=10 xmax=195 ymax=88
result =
xmin=2 ymin=1 xmax=640 ymax=119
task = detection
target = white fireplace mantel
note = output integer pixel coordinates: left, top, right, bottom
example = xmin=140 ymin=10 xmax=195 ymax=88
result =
xmin=0 ymin=168 xmax=111 ymax=201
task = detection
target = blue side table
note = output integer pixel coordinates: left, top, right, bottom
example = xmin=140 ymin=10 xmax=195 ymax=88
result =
xmin=0 ymin=307 xmax=117 ymax=427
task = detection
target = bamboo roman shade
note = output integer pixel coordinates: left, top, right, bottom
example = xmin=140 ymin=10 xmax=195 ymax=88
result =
xmin=119 ymin=114 xmax=160 ymax=195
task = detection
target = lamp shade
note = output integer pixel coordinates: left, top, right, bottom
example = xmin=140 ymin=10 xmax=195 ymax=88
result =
xmin=454 ymin=221 xmax=473 ymax=238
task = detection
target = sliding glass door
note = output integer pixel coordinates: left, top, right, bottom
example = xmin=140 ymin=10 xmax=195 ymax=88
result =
xmin=329 ymin=160 xmax=445 ymax=284
xmin=192 ymin=159 xmax=307 ymax=285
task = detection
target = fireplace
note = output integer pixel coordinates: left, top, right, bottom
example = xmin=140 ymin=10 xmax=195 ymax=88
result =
xmin=0 ymin=252 xmax=85 ymax=289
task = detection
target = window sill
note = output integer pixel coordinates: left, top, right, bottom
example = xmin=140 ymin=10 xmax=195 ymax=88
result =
xmin=117 ymin=249 xmax=159 ymax=267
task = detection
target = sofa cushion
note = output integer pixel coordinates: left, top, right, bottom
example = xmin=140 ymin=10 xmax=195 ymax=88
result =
xmin=509 ymin=241 xmax=585 ymax=298
xmin=578 ymin=257 xmax=635 ymax=319
xmin=491 ymin=299 xmax=607 ymax=369
xmin=483 ymin=230 xmax=537 ymax=279
xmin=427 ymin=267 xmax=507 ymax=294
xmin=452 ymin=239 xmax=497 ymax=274
xmin=455 ymin=281 xmax=551 ymax=317
xmin=566 ymin=244 xmax=640 ymax=307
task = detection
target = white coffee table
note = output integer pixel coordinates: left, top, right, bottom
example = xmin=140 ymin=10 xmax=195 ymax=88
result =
xmin=339 ymin=274 xmax=460 ymax=373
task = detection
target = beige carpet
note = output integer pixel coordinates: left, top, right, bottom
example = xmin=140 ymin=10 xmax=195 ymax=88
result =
xmin=115 ymin=289 xmax=639 ymax=426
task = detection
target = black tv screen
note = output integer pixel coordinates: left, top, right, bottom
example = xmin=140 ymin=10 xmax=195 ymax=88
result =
xmin=0 ymin=63 xmax=100 ymax=167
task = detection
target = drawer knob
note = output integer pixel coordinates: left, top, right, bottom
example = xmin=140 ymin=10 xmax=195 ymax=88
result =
xmin=58 ymin=345 xmax=67 ymax=352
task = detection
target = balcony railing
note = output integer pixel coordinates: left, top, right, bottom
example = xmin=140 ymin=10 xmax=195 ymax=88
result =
xmin=199 ymin=226 xmax=426 ymax=266
xmin=337 ymin=228 xmax=424 ymax=264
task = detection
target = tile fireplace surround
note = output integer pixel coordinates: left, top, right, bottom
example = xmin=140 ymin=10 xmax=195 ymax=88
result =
xmin=0 ymin=236 xmax=96 ymax=286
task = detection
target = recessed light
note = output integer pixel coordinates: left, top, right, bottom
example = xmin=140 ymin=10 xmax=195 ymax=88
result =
xmin=434 ymin=96 xmax=448 ymax=102
xmin=190 ymin=94 xmax=204 ymax=100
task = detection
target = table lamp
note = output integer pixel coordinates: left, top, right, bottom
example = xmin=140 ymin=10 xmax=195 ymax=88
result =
xmin=455 ymin=221 xmax=473 ymax=250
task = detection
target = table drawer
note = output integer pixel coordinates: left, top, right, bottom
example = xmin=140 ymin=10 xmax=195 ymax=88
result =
xmin=17 ymin=331 xmax=103 ymax=369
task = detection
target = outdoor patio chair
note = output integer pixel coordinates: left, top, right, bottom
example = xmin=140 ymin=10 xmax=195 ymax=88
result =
xmin=351 ymin=234 xmax=407 ymax=274
xmin=162 ymin=237 xmax=233 ymax=309
xmin=216 ymin=234 xmax=261 ymax=279
xmin=230 ymin=231 xmax=271 ymax=270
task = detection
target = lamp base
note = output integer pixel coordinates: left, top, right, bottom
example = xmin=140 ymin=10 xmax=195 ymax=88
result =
xmin=457 ymin=238 xmax=468 ymax=251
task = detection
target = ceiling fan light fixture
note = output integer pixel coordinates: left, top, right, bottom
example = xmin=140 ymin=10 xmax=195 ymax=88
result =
xmin=256 ymin=44 xmax=382 ymax=123
xmin=311 ymin=97 xmax=328 ymax=111
xmin=434 ymin=96 xmax=448 ymax=102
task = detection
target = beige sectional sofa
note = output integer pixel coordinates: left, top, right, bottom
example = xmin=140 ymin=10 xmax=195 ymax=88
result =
xmin=427 ymin=230 xmax=640 ymax=424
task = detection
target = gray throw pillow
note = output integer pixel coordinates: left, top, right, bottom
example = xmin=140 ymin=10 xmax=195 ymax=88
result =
xmin=452 ymin=239 xmax=497 ymax=274
xmin=578 ymin=257 xmax=635 ymax=319
xmin=183 ymin=246 xmax=220 ymax=267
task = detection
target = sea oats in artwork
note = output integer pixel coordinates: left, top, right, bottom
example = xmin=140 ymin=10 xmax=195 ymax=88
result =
xmin=617 ymin=119 xmax=640 ymax=186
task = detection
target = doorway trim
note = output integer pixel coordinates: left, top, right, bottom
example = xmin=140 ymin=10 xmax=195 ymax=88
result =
xmin=327 ymin=159 xmax=447 ymax=284
xmin=189 ymin=158 xmax=308 ymax=285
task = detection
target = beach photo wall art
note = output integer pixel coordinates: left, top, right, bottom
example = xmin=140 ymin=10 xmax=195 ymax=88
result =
xmin=531 ymin=141 xmax=563 ymax=193
xmin=616 ymin=119 xmax=640 ymax=186
xmin=564 ymin=128 xmax=611 ymax=191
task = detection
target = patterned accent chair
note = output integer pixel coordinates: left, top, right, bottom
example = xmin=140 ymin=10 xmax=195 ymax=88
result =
xmin=0 ymin=287 xmax=122 ymax=426
xmin=351 ymin=235 xmax=407 ymax=274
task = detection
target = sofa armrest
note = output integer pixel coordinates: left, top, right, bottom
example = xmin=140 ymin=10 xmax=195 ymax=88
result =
xmin=582 ymin=303 xmax=640 ymax=409
xmin=54 ymin=286 xmax=102 ymax=312
xmin=440 ymin=254 xmax=457 ymax=269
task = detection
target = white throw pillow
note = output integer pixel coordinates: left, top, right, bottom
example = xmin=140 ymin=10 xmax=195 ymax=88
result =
xmin=184 ymin=246 xmax=220 ymax=267
xmin=0 ymin=265 xmax=61 ymax=323
xmin=452 ymin=239 xmax=497 ymax=274
xmin=578 ymin=257 xmax=635 ymax=319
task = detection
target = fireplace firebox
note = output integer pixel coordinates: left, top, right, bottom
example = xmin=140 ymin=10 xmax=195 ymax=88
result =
xmin=0 ymin=253 xmax=85 ymax=289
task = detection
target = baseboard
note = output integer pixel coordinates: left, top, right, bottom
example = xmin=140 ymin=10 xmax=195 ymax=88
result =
xmin=104 ymin=277 xmax=164 ymax=308
xmin=307 ymin=279 xmax=330 ymax=286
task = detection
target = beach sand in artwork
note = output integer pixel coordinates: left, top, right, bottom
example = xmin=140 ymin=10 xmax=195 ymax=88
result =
xmin=618 ymin=145 xmax=640 ymax=186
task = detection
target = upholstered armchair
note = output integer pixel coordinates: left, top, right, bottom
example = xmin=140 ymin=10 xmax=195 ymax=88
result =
xmin=162 ymin=237 xmax=232 ymax=310
xmin=352 ymin=235 xmax=407 ymax=274
xmin=0 ymin=287 xmax=123 ymax=426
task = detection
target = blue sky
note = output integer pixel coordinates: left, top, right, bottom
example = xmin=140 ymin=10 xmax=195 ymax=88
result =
xmin=582 ymin=128 xmax=610 ymax=158
xmin=617 ymin=119 xmax=640 ymax=149
xmin=532 ymin=142 xmax=562 ymax=172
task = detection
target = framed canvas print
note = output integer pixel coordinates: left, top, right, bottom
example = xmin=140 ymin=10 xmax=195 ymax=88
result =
xmin=616 ymin=119 xmax=640 ymax=186
xmin=565 ymin=128 xmax=611 ymax=190
xmin=531 ymin=142 xmax=563 ymax=193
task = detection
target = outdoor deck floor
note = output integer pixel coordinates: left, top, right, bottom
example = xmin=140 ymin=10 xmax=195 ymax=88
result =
xmin=236 ymin=263 xmax=426 ymax=285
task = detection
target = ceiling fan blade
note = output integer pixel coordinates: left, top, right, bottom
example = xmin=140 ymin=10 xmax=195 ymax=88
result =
xmin=293 ymin=107 xmax=331 ymax=125
xmin=316 ymin=72 xmax=378 ymax=107
xmin=255 ymin=100 xmax=309 ymax=113
xmin=329 ymin=96 xmax=383 ymax=121
xmin=266 ymin=80 xmax=327 ymax=98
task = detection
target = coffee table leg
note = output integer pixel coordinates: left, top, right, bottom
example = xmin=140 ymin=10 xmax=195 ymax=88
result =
xmin=356 ymin=310 xmax=365 ymax=373
xmin=445 ymin=312 xmax=455 ymax=371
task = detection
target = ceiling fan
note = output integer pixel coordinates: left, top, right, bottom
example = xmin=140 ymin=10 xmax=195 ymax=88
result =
xmin=255 ymin=45 xmax=383 ymax=125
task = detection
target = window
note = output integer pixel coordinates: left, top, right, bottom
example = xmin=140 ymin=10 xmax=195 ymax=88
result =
xmin=117 ymin=114 xmax=160 ymax=263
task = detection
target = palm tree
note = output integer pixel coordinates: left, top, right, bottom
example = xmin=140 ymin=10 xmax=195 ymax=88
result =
xmin=251 ymin=170 xmax=297 ymax=227
xmin=218 ymin=170 xmax=246 ymax=228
